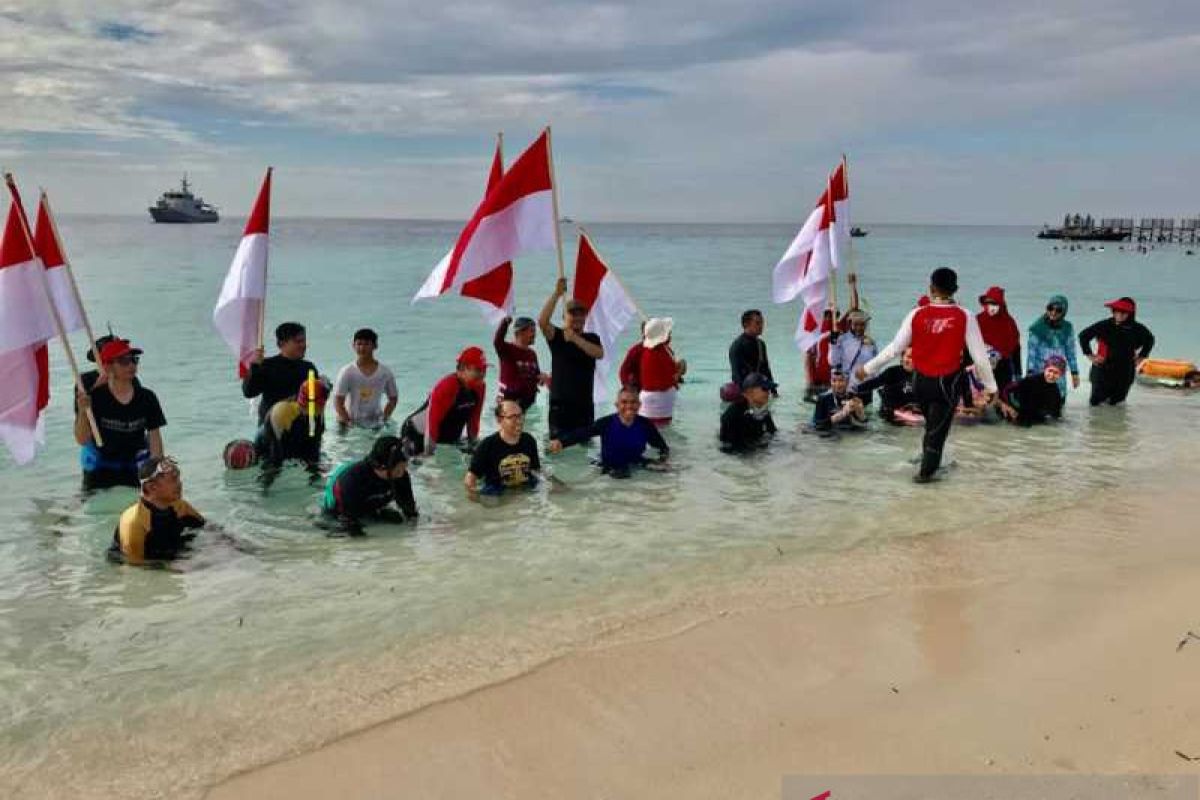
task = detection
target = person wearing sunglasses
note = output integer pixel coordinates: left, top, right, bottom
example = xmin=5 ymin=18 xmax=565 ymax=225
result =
xmin=465 ymin=400 xmax=541 ymax=497
xmin=74 ymin=338 xmax=166 ymax=491
xmin=1026 ymin=295 xmax=1080 ymax=397
xmin=109 ymin=456 xmax=204 ymax=565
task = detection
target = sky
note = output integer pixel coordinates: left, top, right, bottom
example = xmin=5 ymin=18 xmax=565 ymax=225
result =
xmin=1 ymin=1 xmax=1198 ymax=224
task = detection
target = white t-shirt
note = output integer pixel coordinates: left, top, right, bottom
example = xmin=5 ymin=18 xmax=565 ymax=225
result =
xmin=334 ymin=362 xmax=398 ymax=425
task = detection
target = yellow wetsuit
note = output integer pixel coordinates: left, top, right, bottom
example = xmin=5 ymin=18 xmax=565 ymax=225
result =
xmin=111 ymin=498 xmax=205 ymax=564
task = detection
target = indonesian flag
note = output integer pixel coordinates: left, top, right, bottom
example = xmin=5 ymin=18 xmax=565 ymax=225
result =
xmin=33 ymin=193 xmax=86 ymax=333
xmin=459 ymin=139 xmax=514 ymax=325
xmin=214 ymin=168 xmax=272 ymax=378
xmin=414 ymin=130 xmax=555 ymax=302
xmin=574 ymin=231 xmax=638 ymax=403
xmin=0 ymin=193 xmax=54 ymax=465
xmin=771 ymin=161 xmax=847 ymax=305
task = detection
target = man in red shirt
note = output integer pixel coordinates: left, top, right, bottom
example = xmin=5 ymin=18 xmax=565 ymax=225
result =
xmin=857 ymin=267 xmax=997 ymax=483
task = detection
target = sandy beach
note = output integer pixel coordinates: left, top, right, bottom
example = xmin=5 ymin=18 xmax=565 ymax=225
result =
xmin=207 ymin=471 xmax=1200 ymax=800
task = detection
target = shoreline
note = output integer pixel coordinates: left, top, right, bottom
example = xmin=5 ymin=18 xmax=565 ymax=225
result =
xmin=206 ymin=472 xmax=1200 ymax=799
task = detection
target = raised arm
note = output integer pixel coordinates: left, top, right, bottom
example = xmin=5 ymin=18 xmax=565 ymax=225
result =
xmin=538 ymin=278 xmax=567 ymax=340
xmin=494 ymin=317 xmax=511 ymax=354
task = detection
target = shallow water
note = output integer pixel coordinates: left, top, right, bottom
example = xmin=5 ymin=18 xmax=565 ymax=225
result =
xmin=1 ymin=218 xmax=1197 ymax=797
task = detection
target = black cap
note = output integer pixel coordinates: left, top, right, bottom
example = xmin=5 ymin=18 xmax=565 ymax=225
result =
xmin=741 ymin=372 xmax=778 ymax=392
xmin=367 ymin=435 xmax=407 ymax=470
xmin=930 ymin=267 xmax=958 ymax=294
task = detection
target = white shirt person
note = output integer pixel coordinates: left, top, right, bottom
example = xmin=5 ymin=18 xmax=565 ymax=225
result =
xmin=333 ymin=328 xmax=399 ymax=427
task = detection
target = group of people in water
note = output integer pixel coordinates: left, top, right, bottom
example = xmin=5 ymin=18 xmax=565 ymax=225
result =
xmin=73 ymin=266 xmax=1161 ymax=564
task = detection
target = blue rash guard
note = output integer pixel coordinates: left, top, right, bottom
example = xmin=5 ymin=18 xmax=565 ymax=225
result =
xmin=557 ymin=413 xmax=669 ymax=473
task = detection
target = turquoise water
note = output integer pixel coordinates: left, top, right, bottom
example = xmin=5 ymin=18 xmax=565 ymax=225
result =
xmin=2 ymin=218 xmax=1198 ymax=798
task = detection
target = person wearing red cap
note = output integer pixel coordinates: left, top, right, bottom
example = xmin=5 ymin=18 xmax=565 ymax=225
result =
xmin=976 ymin=286 xmax=1022 ymax=390
xmin=255 ymin=376 xmax=332 ymax=480
xmin=399 ymin=347 xmax=487 ymax=456
xmin=74 ymin=338 xmax=166 ymax=491
xmin=1078 ymin=297 xmax=1155 ymax=406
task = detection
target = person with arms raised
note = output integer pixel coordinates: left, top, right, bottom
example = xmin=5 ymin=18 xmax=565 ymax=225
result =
xmin=494 ymin=316 xmax=548 ymax=411
xmin=857 ymin=267 xmax=996 ymax=483
xmin=538 ymin=277 xmax=603 ymax=437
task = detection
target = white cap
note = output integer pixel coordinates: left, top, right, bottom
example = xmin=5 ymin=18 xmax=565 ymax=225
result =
xmin=643 ymin=317 xmax=673 ymax=348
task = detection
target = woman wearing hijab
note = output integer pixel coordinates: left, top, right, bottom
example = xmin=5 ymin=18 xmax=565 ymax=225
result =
xmin=1078 ymin=297 xmax=1155 ymax=407
xmin=1026 ymin=294 xmax=1080 ymax=396
xmin=976 ymin=286 xmax=1022 ymax=390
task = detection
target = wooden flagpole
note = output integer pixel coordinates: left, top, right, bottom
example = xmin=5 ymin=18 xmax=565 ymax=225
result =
xmin=577 ymin=224 xmax=647 ymax=322
xmin=4 ymin=174 xmax=102 ymax=445
xmin=38 ymin=189 xmax=105 ymax=373
xmin=255 ymin=167 xmax=274 ymax=353
xmin=544 ymin=126 xmax=567 ymax=281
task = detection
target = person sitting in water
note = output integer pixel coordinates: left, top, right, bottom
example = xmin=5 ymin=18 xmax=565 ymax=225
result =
xmin=399 ymin=347 xmax=487 ymax=457
xmin=494 ymin=316 xmax=549 ymax=411
xmin=719 ymin=372 xmax=778 ymax=453
xmin=998 ymin=356 xmax=1067 ymax=426
xmin=109 ymin=456 xmax=204 ymax=565
xmin=333 ymin=328 xmax=398 ymax=428
xmin=464 ymin=400 xmax=541 ymax=497
xmin=243 ymin=322 xmax=319 ymax=425
xmin=853 ymin=347 xmax=918 ymax=423
xmin=548 ymin=386 xmax=670 ymax=477
xmin=1079 ymin=297 xmax=1156 ymax=407
xmin=811 ymin=369 xmax=867 ymax=433
xmin=322 ymin=435 xmax=418 ymax=534
xmin=256 ymin=377 xmax=330 ymax=474
xmin=74 ymin=338 xmax=166 ymax=491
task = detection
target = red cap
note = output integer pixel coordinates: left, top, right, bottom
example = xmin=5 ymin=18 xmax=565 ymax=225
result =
xmin=978 ymin=286 xmax=1006 ymax=306
xmin=1105 ymin=297 xmax=1136 ymax=314
xmin=457 ymin=346 xmax=488 ymax=371
xmin=99 ymin=339 xmax=143 ymax=363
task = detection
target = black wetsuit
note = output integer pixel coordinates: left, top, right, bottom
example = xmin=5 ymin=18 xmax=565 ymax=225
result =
xmin=1078 ymin=319 xmax=1155 ymax=406
xmin=728 ymin=333 xmax=775 ymax=389
xmin=719 ymin=398 xmax=777 ymax=452
xmin=1000 ymin=375 xmax=1064 ymax=426
xmin=853 ymin=365 xmax=916 ymax=421
xmin=323 ymin=460 xmax=417 ymax=523
xmin=242 ymin=355 xmax=319 ymax=423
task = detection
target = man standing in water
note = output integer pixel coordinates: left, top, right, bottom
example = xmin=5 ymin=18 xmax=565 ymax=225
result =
xmin=243 ymin=322 xmax=319 ymax=425
xmin=333 ymin=328 xmax=398 ymax=428
xmin=857 ymin=267 xmax=996 ymax=483
xmin=728 ymin=309 xmax=777 ymax=394
xmin=539 ymin=278 xmax=603 ymax=437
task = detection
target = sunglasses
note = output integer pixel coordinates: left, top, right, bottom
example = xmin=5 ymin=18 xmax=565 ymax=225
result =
xmin=113 ymin=355 xmax=140 ymax=366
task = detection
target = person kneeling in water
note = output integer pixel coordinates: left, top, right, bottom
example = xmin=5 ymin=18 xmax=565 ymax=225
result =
xmin=719 ymin=372 xmax=778 ymax=453
xmin=998 ymin=355 xmax=1066 ymax=426
xmin=465 ymin=400 xmax=542 ymax=498
xmin=110 ymin=457 xmax=205 ymax=566
xmin=853 ymin=347 xmax=918 ymax=423
xmin=322 ymin=436 xmax=418 ymax=535
xmin=256 ymin=377 xmax=330 ymax=482
xmin=811 ymin=369 xmax=867 ymax=433
xmin=548 ymin=386 xmax=670 ymax=478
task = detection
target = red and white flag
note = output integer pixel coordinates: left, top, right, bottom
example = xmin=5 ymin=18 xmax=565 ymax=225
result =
xmin=459 ymin=139 xmax=514 ymax=325
xmin=214 ymin=168 xmax=272 ymax=377
xmin=0 ymin=192 xmax=54 ymax=465
xmin=33 ymin=194 xmax=86 ymax=333
xmin=414 ymin=130 xmax=555 ymax=303
xmin=574 ymin=231 xmax=638 ymax=403
xmin=771 ymin=161 xmax=849 ymax=350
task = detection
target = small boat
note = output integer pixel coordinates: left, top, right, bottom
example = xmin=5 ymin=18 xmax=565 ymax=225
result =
xmin=149 ymin=175 xmax=219 ymax=223
xmin=850 ymin=227 xmax=868 ymax=238
xmin=1037 ymin=225 xmax=1128 ymax=242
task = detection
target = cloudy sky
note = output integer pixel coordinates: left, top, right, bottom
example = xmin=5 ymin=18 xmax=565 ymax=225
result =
xmin=2 ymin=1 xmax=1198 ymax=223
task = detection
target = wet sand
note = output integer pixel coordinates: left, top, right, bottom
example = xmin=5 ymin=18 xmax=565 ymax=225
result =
xmin=207 ymin=477 xmax=1200 ymax=799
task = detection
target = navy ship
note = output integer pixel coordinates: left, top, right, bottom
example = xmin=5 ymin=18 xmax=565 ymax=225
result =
xmin=148 ymin=175 xmax=219 ymax=223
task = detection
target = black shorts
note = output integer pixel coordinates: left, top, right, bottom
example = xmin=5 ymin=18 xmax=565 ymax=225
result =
xmin=548 ymin=399 xmax=594 ymax=438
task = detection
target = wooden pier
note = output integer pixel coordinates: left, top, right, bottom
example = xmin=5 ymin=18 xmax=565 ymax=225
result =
xmin=1045 ymin=214 xmax=1200 ymax=243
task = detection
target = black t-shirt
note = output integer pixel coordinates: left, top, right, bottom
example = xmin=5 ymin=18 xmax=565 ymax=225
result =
xmin=242 ymin=355 xmax=318 ymax=423
xmin=89 ymin=384 xmax=166 ymax=463
xmin=548 ymin=327 xmax=601 ymax=407
xmin=468 ymin=432 xmax=541 ymax=489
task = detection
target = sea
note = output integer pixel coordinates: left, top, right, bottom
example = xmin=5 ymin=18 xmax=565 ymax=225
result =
xmin=2 ymin=217 xmax=1198 ymax=798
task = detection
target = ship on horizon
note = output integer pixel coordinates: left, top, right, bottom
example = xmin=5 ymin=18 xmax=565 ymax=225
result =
xmin=148 ymin=175 xmax=219 ymax=223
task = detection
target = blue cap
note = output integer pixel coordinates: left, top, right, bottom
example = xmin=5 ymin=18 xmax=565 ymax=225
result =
xmin=741 ymin=372 xmax=778 ymax=392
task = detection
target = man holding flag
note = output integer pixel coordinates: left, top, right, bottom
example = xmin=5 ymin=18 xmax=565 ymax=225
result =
xmin=538 ymin=277 xmax=603 ymax=438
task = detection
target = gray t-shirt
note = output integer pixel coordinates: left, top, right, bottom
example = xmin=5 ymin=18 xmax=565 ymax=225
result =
xmin=334 ymin=362 xmax=398 ymax=425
